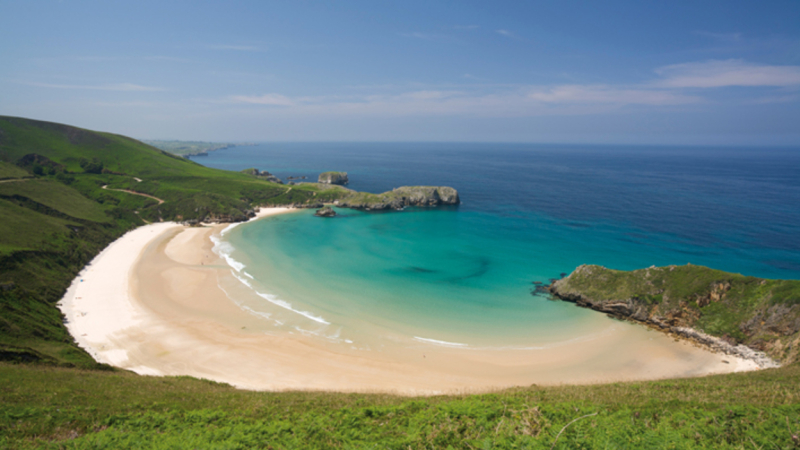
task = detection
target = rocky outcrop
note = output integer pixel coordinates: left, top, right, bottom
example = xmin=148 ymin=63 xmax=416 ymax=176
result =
xmin=547 ymin=264 xmax=798 ymax=366
xmin=318 ymin=172 xmax=349 ymax=185
xmin=241 ymin=168 xmax=283 ymax=184
xmin=337 ymin=186 xmax=460 ymax=210
xmin=314 ymin=206 xmax=336 ymax=217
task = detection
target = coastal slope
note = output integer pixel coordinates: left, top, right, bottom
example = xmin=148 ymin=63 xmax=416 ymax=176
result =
xmin=0 ymin=116 xmax=459 ymax=367
xmin=549 ymin=264 xmax=800 ymax=364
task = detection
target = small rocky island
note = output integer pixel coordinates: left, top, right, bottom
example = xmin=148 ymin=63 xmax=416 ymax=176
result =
xmin=314 ymin=206 xmax=336 ymax=217
xmin=318 ymin=171 xmax=349 ymax=185
xmin=336 ymin=186 xmax=460 ymax=210
xmin=547 ymin=264 xmax=800 ymax=367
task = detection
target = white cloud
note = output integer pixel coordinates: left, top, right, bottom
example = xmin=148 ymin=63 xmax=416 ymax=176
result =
xmin=654 ymin=59 xmax=800 ymax=88
xmin=229 ymin=93 xmax=295 ymax=106
xmin=225 ymin=59 xmax=800 ymax=118
xmin=495 ymin=29 xmax=512 ymax=37
xmin=20 ymin=81 xmax=165 ymax=91
xmin=527 ymin=85 xmax=699 ymax=105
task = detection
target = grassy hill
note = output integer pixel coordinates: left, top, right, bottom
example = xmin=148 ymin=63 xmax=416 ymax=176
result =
xmin=1 ymin=116 xmax=798 ymax=449
xmin=2 ymin=361 xmax=799 ymax=448
xmin=0 ymin=116 xmax=349 ymax=367
xmin=549 ymin=264 xmax=800 ymax=364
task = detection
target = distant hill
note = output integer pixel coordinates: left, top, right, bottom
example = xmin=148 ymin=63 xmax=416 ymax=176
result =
xmin=142 ymin=140 xmax=255 ymax=157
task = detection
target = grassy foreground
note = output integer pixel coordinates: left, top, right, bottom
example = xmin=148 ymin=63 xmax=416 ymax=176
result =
xmin=2 ymin=362 xmax=799 ymax=449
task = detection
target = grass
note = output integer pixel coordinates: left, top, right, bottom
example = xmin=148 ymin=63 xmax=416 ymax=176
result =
xmin=1 ymin=362 xmax=799 ymax=448
xmin=553 ymin=264 xmax=800 ymax=363
xmin=0 ymin=179 xmax=109 ymax=223
xmin=2 ymin=116 xmax=799 ymax=449
xmin=0 ymin=161 xmax=31 ymax=180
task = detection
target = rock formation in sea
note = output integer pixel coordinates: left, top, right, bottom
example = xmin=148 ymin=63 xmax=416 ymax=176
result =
xmin=318 ymin=171 xmax=349 ymax=185
xmin=337 ymin=186 xmax=460 ymax=210
xmin=314 ymin=206 xmax=336 ymax=217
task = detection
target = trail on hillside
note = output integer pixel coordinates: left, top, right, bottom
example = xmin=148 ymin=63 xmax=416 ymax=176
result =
xmin=102 ymin=185 xmax=165 ymax=205
xmin=0 ymin=178 xmax=30 ymax=183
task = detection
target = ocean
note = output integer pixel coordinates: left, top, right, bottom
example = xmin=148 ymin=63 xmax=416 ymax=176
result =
xmin=197 ymin=143 xmax=800 ymax=349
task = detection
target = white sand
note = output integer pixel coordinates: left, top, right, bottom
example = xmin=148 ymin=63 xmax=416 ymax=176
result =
xmin=57 ymin=206 xmax=762 ymax=394
xmin=57 ymin=222 xmax=182 ymax=374
xmin=57 ymin=207 xmax=293 ymax=375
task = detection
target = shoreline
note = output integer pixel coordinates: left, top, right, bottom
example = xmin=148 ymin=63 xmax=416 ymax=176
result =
xmin=59 ymin=208 xmax=764 ymax=395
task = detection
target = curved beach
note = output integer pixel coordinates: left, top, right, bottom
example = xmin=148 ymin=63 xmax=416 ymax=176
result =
xmin=59 ymin=209 xmax=758 ymax=395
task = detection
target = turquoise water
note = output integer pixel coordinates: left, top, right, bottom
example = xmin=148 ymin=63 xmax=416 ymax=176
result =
xmin=205 ymin=143 xmax=800 ymax=348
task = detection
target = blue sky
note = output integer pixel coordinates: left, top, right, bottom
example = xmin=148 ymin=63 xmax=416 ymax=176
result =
xmin=2 ymin=1 xmax=799 ymax=144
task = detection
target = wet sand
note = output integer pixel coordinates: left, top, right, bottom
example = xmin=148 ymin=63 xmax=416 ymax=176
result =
xmin=59 ymin=208 xmax=758 ymax=395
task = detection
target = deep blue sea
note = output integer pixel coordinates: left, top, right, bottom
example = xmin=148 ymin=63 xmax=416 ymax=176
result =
xmin=198 ymin=143 xmax=800 ymax=347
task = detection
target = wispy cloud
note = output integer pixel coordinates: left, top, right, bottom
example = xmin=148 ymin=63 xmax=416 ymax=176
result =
xmin=654 ymin=59 xmax=800 ymax=88
xmin=229 ymin=93 xmax=295 ymax=106
xmin=495 ymin=29 xmax=512 ymax=37
xmin=226 ymin=59 xmax=799 ymax=118
xmin=527 ymin=85 xmax=699 ymax=105
xmin=208 ymin=44 xmax=261 ymax=51
xmin=19 ymin=81 xmax=165 ymax=92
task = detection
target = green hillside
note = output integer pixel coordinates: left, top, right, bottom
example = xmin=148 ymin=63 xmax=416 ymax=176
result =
xmin=0 ymin=116 xmax=350 ymax=367
xmin=1 ymin=116 xmax=799 ymax=449
xmin=1 ymin=362 xmax=799 ymax=449
xmin=549 ymin=264 xmax=800 ymax=364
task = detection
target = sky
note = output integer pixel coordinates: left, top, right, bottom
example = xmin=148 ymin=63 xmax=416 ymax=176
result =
xmin=1 ymin=0 xmax=800 ymax=145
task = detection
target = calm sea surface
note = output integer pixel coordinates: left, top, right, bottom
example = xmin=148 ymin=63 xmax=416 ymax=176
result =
xmin=197 ymin=143 xmax=800 ymax=346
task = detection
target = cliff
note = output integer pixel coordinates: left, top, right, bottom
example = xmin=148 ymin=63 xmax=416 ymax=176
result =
xmin=548 ymin=264 xmax=800 ymax=365
xmin=336 ymin=186 xmax=460 ymax=210
xmin=318 ymin=171 xmax=349 ymax=185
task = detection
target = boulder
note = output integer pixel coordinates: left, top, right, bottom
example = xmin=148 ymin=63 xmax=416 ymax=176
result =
xmin=314 ymin=206 xmax=337 ymax=217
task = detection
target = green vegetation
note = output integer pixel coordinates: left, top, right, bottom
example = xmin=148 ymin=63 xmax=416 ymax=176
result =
xmin=142 ymin=140 xmax=253 ymax=157
xmin=0 ymin=116 xmax=353 ymax=368
xmin=1 ymin=116 xmax=798 ymax=449
xmin=550 ymin=264 xmax=800 ymax=363
xmin=0 ymin=161 xmax=31 ymax=180
xmin=1 ymin=362 xmax=799 ymax=448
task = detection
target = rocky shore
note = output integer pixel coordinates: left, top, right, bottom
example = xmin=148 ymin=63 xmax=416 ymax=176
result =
xmin=546 ymin=264 xmax=798 ymax=368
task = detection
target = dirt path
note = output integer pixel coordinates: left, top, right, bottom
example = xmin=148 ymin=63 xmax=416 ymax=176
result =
xmin=0 ymin=178 xmax=30 ymax=183
xmin=102 ymin=185 xmax=165 ymax=205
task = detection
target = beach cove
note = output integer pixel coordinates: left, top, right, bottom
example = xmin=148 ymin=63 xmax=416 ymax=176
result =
xmin=58 ymin=208 xmax=758 ymax=395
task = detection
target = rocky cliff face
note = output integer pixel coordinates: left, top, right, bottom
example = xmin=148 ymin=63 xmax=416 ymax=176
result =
xmin=318 ymin=172 xmax=349 ymax=185
xmin=337 ymin=186 xmax=460 ymax=210
xmin=548 ymin=264 xmax=800 ymax=365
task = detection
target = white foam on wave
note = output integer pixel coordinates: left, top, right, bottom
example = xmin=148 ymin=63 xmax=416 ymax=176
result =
xmin=414 ymin=336 xmax=469 ymax=347
xmin=231 ymin=271 xmax=330 ymax=325
xmin=210 ymin=233 xmax=245 ymax=272
xmin=212 ymin=228 xmax=331 ymax=326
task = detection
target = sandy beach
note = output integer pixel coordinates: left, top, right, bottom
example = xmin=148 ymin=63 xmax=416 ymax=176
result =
xmin=59 ymin=207 xmax=760 ymax=395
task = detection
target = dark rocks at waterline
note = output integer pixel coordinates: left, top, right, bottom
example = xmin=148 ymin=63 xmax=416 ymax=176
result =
xmin=314 ymin=206 xmax=337 ymax=217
